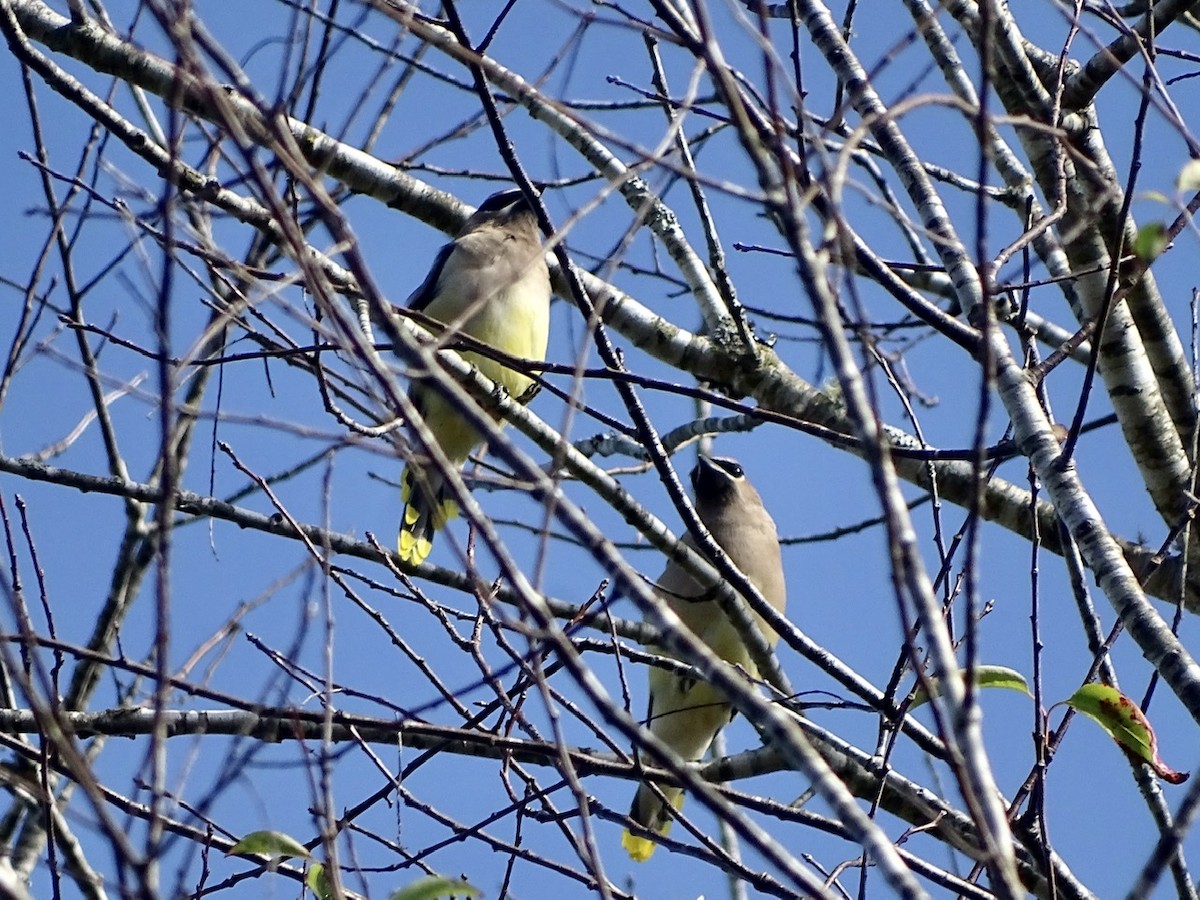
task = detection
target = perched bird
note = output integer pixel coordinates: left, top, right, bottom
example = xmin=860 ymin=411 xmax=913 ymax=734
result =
xmin=397 ymin=188 xmax=551 ymax=565
xmin=622 ymin=455 xmax=787 ymax=862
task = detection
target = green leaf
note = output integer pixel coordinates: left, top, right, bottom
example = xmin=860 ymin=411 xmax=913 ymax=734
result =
xmin=910 ymin=666 xmax=1031 ymax=708
xmin=389 ymin=875 xmax=482 ymax=900
xmin=1133 ymin=222 xmax=1169 ymax=262
xmin=307 ymin=863 xmax=334 ymax=900
xmin=1177 ymin=159 xmax=1200 ymax=192
xmin=226 ymin=830 xmax=312 ymax=861
xmin=1065 ymin=684 xmax=1189 ymax=784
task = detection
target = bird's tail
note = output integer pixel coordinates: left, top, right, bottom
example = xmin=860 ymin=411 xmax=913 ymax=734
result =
xmin=398 ymin=465 xmax=460 ymax=565
xmin=621 ymin=783 xmax=684 ymax=862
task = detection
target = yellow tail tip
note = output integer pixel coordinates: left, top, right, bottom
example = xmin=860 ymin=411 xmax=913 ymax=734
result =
xmin=404 ymin=503 xmax=421 ymax=527
xmin=439 ymin=498 xmax=460 ymax=524
xmin=397 ymin=529 xmax=432 ymax=566
xmin=621 ymin=829 xmax=656 ymax=862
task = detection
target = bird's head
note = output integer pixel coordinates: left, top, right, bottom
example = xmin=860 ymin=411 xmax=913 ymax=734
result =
xmin=458 ymin=187 xmax=540 ymax=235
xmin=690 ymin=455 xmax=747 ymax=509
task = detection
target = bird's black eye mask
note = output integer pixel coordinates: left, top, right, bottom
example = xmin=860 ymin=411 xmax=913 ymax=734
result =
xmin=712 ymin=459 xmax=743 ymax=478
xmin=690 ymin=457 xmax=742 ymax=500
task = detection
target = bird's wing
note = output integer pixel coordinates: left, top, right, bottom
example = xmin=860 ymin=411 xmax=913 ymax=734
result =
xmin=654 ymin=558 xmax=706 ymax=629
xmin=405 ymin=240 xmax=457 ymax=311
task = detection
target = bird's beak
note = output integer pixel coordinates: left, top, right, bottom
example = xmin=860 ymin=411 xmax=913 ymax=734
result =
xmin=690 ymin=455 xmax=721 ymax=492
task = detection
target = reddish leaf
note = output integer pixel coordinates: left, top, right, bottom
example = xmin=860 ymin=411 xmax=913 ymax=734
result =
xmin=1065 ymin=684 xmax=1189 ymax=784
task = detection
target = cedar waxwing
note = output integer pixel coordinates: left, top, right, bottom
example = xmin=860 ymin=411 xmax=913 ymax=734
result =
xmin=397 ymin=188 xmax=551 ymax=565
xmin=623 ymin=455 xmax=787 ymax=862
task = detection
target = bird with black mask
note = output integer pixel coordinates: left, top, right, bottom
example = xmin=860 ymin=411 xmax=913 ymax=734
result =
xmin=623 ymin=455 xmax=787 ymax=861
xmin=396 ymin=188 xmax=551 ymax=566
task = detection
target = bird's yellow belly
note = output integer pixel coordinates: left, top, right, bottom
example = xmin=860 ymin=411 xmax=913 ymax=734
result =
xmin=461 ymin=285 xmax=549 ymax=402
xmin=416 ymin=286 xmax=549 ymax=462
